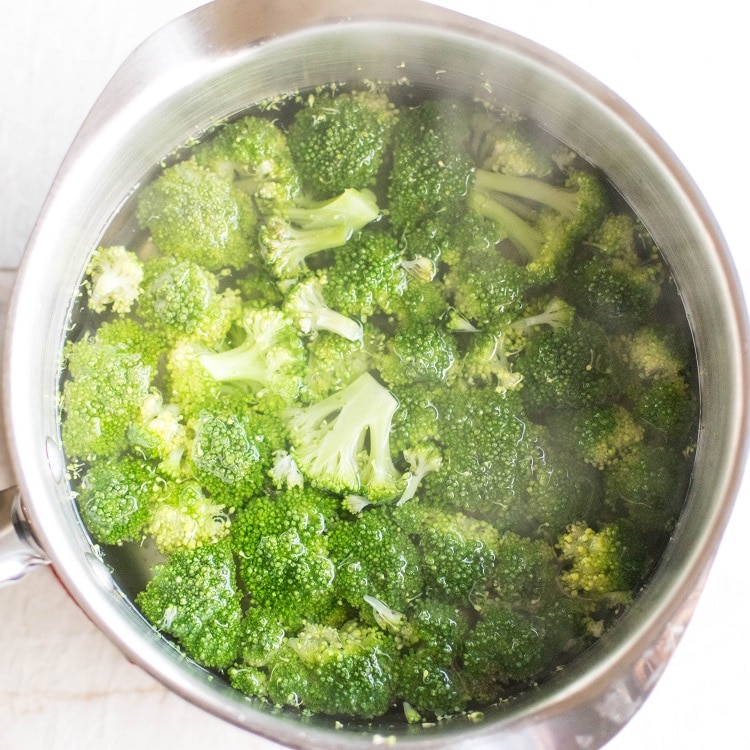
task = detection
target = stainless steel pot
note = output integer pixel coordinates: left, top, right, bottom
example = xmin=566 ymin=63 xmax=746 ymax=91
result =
xmin=1 ymin=1 xmax=748 ymax=747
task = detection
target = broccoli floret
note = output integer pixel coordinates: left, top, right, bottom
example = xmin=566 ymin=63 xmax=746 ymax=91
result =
xmin=328 ymin=507 xmax=422 ymax=616
xmin=491 ymin=531 xmax=561 ymax=605
xmin=570 ymin=404 xmax=644 ymax=470
xmin=397 ymin=444 xmax=443 ymax=506
xmin=463 ymin=600 xmax=554 ymax=685
xmin=321 ymin=228 xmax=407 ymax=319
xmin=193 ymin=114 xmax=300 ymax=212
xmin=231 ymin=486 xmax=340 ymax=626
xmin=61 ymin=333 xmax=154 ymax=460
xmin=391 ymin=273 xmax=450 ymax=325
xmin=234 ymin=265 xmax=285 ymax=309
xmin=235 ymin=606 xmax=288 ymax=668
xmin=514 ymin=318 xmax=618 ymax=412
xmin=76 ymin=454 xmax=159 ymax=545
xmin=397 ymin=648 xmax=469 ymax=719
xmin=302 ymin=328 xmax=376 ymax=402
xmin=470 ymin=169 xmax=608 ymax=283
xmin=136 ymin=540 xmax=243 ymax=668
xmin=557 ymin=521 xmax=646 ymax=607
xmin=387 ymin=100 xmax=474 ymax=233
xmin=423 ymin=386 xmax=536 ymax=518
xmin=376 ymin=320 xmax=457 ymax=388
xmin=84 ymin=245 xmax=144 ymax=314
xmin=412 ymin=506 xmax=500 ymax=602
xmin=259 ymin=188 xmax=381 ymax=278
xmin=618 ymin=325 xmax=688 ymax=381
xmin=127 ymin=390 xmax=188 ymax=479
xmin=136 ymin=158 xmax=257 ymax=271
xmin=389 ymin=383 xmax=442 ymax=455
xmin=188 ymin=397 xmax=285 ymax=507
xmin=460 ymin=330 xmax=524 ymax=393
xmin=629 ymin=376 xmax=696 ymax=443
xmin=604 ymin=443 xmax=689 ymax=532
xmin=265 ymin=620 xmax=398 ymax=718
xmin=287 ymin=372 xmax=405 ymax=502
xmin=283 ymin=277 xmax=363 ymax=342
xmin=288 ymin=89 xmax=398 ymax=197
xmin=94 ymin=317 xmax=164 ymax=372
xmin=197 ymin=306 xmax=306 ymax=403
xmin=136 ymin=255 xmax=241 ymax=345
xmin=146 ymin=479 xmax=230 ymax=555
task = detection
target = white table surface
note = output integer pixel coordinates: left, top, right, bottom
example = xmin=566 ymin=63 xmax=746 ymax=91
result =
xmin=1 ymin=2 xmax=747 ymax=748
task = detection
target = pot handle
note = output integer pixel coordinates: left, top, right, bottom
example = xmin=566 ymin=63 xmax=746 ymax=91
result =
xmin=0 ymin=486 xmax=50 ymax=586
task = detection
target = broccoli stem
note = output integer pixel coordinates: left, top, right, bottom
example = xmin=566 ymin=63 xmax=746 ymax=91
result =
xmin=199 ymin=340 xmax=268 ymax=386
xmin=474 ymin=169 xmax=577 ymax=219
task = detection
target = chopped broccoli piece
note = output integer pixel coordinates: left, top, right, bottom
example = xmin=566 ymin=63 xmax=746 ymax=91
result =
xmin=76 ymin=455 xmax=159 ymax=545
xmin=84 ymin=245 xmax=143 ymax=314
xmin=193 ymin=114 xmax=300 ymax=212
xmin=570 ymin=405 xmax=644 ymax=470
xmin=287 ymin=372 xmax=404 ymax=502
xmin=136 ymin=540 xmax=243 ymax=668
xmin=136 ymin=158 xmax=257 ymax=271
xmin=288 ymin=89 xmax=398 ymax=197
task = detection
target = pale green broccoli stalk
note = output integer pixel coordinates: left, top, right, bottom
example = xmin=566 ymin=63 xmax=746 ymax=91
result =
xmin=146 ymin=479 xmax=230 ymax=555
xmin=84 ymin=245 xmax=144 ymax=314
xmin=286 ymin=372 xmax=405 ymax=502
xmin=136 ymin=255 xmax=241 ymax=345
xmin=136 ymin=540 xmax=243 ymax=668
xmin=127 ymin=390 xmax=188 ymax=479
xmin=259 ymin=188 xmax=380 ymax=278
xmin=165 ymin=338 xmax=228 ymax=419
xmin=511 ymin=296 xmax=575 ymax=333
xmin=193 ymin=114 xmax=301 ymax=212
xmin=76 ymin=455 xmax=160 ymax=545
xmin=136 ymin=158 xmax=257 ymax=271
xmin=397 ymin=445 xmax=443 ymax=506
xmin=267 ymin=449 xmax=305 ymax=490
xmin=287 ymin=89 xmax=398 ymax=197
xmin=61 ymin=333 xmax=154 ymax=460
xmin=198 ymin=307 xmax=306 ymax=403
xmin=264 ymin=621 xmax=398 ymax=718
xmin=283 ymin=277 xmax=363 ymax=342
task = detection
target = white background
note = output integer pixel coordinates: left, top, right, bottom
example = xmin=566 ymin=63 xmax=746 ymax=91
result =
xmin=1 ymin=1 xmax=747 ymax=748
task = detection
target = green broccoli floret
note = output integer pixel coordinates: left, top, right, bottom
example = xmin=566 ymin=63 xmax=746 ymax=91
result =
xmin=514 ymin=318 xmax=618 ymax=412
xmin=231 ymin=486 xmax=340 ymax=627
xmin=321 ymin=228 xmax=407 ymax=319
xmin=376 ymin=320 xmax=457 ymax=388
xmin=84 ymin=245 xmax=144 ymax=314
xmin=234 ymin=264 xmax=285 ymax=309
xmin=287 ymin=372 xmax=405 ymax=502
xmin=387 ymin=100 xmax=474 ymax=233
xmin=388 ymin=383 xmax=442 ymax=455
xmin=259 ymin=188 xmax=381 ymax=278
xmin=604 ymin=443 xmax=689 ymax=532
xmin=136 ymin=255 xmax=241 ymax=345
xmin=460 ymin=330 xmax=524 ymax=393
xmin=570 ymin=404 xmax=644 ymax=470
xmin=136 ymin=540 xmax=243 ymax=668
xmin=618 ymin=325 xmax=688 ymax=381
xmin=470 ymin=169 xmax=608 ymax=283
xmin=463 ymin=600 xmax=554 ymax=686
xmin=127 ymin=390 xmax=188 ymax=479
xmin=136 ymin=158 xmax=257 ymax=271
xmin=423 ymin=386 xmax=536 ymax=518
xmin=61 ymin=333 xmax=154 ymax=460
xmin=283 ymin=277 xmax=363 ymax=342
xmin=328 ymin=507 xmax=422 ymax=616
xmin=188 ymin=397 xmax=285 ymax=507
xmin=193 ymin=114 xmax=300 ymax=212
xmin=265 ymin=620 xmax=398 ymax=718
xmin=391 ymin=272 xmax=450 ymax=325
xmin=197 ymin=306 xmax=306 ymax=403
xmin=76 ymin=454 xmax=159 ymax=545
xmin=301 ymin=328 xmax=376 ymax=402
xmin=557 ymin=521 xmax=646 ymax=607
xmin=412 ymin=506 xmax=500 ymax=602
xmin=235 ymin=606 xmax=288 ymax=668
xmin=146 ymin=479 xmax=230 ymax=555
xmin=629 ymin=376 xmax=696 ymax=443
xmin=94 ymin=317 xmax=164 ymax=372
xmin=288 ymin=89 xmax=398 ymax=197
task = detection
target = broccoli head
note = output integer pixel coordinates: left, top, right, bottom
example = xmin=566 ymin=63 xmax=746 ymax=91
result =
xmin=136 ymin=540 xmax=243 ymax=668
xmin=84 ymin=245 xmax=144 ymax=315
xmin=136 ymin=158 xmax=257 ymax=271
